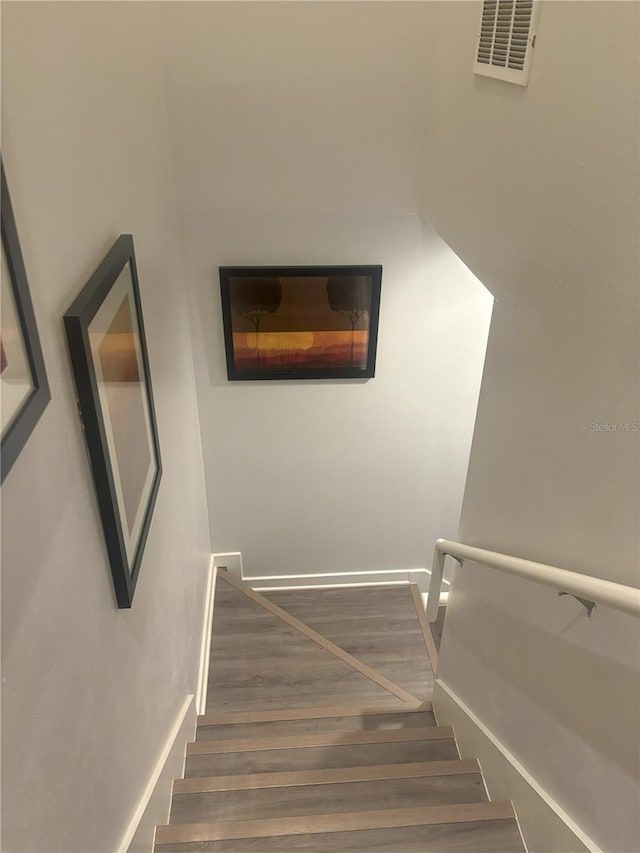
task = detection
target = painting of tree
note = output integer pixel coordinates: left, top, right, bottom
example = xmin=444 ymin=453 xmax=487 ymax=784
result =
xmin=220 ymin=265 xmax=381 ymax=380
xmin=229 ymin=276 xmax=282 ymax=367
xmin=326 ymin=275 xmax=371 ymax=366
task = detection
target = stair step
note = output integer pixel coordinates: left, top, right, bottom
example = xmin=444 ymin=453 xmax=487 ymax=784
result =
xmin=188 ymin=725 xmax=452 ymax=756
xmin=184 ymin=735 xmax=458 ymax=778
xmin=175 ymin=758 xmax=481 ymax=794
xmin=170 ymin=773 xmax=487 ymax=824
xmin=156 ymin=801 xmax=516 ymax=846
xmin=198 ymin=703 xmax=428 ymax=725
xmin=156 ymin=818 xmax=524 ymax=852
xmin=196 ymin=704 xmax=434 ymax=739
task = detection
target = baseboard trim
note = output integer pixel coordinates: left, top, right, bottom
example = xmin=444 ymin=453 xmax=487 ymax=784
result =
xmin=120 ymin=694 xmax=196 ymax=853
xmin=196 ymin=556 xmax=217 ymax=715
xmin=211 ymin=551 xmax=452 ymax=596
xmin=432 ymin=680 xmax=599 ymax=853
xmin=248 ymin=569 xmax=450 ymax=595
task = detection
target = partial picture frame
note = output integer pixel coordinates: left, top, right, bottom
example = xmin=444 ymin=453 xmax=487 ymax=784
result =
xmin=219 ymin=265 xmax=382 ymax=381
xmin=64 ymin=235 xmax=162 ymax=608
xmin=1 ymin=157 xmax=51 ymax=483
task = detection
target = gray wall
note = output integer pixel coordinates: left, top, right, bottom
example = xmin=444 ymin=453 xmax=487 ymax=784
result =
xmin=1 ymin=5 xmax=211 ymax=851
xmin=163 ymin=1 xmax=493 ymax=579
xmin=423 ymin=3 xmax=640 ymax=851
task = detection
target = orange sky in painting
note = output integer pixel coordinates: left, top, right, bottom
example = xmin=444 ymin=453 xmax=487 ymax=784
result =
xmin=234 ymin=330 xmax=368 ymax=352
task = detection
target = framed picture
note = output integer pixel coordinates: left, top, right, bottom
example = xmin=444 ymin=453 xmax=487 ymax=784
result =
xmin=64 ymin=235 xmax=161 ymax=608
xmin=1 ymin=157 xmax=51 ymax=483
xmin=219 ymin=265 xmax=382 ymax=380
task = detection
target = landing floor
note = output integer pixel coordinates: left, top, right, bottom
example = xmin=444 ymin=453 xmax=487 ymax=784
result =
xmin=207 ymin=578 xmax=434 ymax=713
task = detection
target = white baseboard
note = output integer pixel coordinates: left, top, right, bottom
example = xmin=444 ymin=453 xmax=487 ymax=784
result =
xmin=120 ymin=558 xmax=218 ymax=852
xmin=211 ymin=551 xmax=451 ymax=597
xmin=196 ymin=556 xmax=217 ymax=715
xmin=251 ymin=569 xmax=430 ymax=592
xmin=120 ymin=694 xmax=196 ymax=853
xmin=432 ymin=680 xmax=598 ymax=853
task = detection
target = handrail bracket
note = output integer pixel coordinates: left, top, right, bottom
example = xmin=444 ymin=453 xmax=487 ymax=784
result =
xmin=558 ymin=591 xmax=596 ymax=617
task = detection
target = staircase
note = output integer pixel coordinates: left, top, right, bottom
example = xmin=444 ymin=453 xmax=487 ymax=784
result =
xmin=153 ymin=573 xmax=525 ymax=852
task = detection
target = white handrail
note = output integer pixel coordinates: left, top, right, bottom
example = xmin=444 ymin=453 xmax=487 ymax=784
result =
xmin=426 ymin=538 xmax=640 ymax=622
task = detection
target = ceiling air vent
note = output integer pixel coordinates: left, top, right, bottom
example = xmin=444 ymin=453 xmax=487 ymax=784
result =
xmin=474 ymin=0 xmax=541 ymax=86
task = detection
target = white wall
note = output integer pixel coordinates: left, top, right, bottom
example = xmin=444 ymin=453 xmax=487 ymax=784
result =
xmin=423 ymin=2 xmax=640 ymax=851
xmin=163 ymin=1 xmax=492 ymax=579
xmin=1 ymin=4 xmax=211 ymax=852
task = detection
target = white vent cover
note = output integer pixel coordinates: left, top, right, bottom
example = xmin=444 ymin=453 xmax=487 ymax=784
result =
xmin=474 ymin=0 xmax=541 ymax=86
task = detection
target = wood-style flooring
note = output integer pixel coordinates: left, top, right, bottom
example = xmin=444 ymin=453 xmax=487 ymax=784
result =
xmin=266 ymin=586 xmax=434 ymax=702
xmin=207 ymin=581 xmax=433 ymax=713
xmin=154 ymin=573 xmax=524 ymax=852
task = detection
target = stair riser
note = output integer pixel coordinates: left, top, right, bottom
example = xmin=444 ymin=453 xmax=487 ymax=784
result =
xmin=170 ymin=774 xmax=487 ymax=823
xmin=195 ymin=710 xmax=436 ymax=741
xmin=184 ymin=739 xmax=459 ymax=777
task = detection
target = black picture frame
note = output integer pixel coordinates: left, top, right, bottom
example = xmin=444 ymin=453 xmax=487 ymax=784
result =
xmin=1 ymin=157 xmax=51 ymax=483
xmin=64 ymin=235 xmax=162 ymax=608
xmin=220 ymin=265 xmax=382 ymax=381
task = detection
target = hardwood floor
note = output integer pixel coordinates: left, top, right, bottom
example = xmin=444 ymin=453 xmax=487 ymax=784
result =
xmin=207 ymin=579 xmax=428 ymax=712
xmin=154 ymin=573 xmax=524 ymax=852
xmin=265 ymin=586 xmax=434 ymax=703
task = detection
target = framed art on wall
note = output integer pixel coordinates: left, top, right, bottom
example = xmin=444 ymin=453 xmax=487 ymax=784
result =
xmin=219 ymin=265 xmax=382 ymax=380
xmin=64 ymin=234 xmax=162 ymax=608
xmin=1 ymin=157 xmax=51 ymax=483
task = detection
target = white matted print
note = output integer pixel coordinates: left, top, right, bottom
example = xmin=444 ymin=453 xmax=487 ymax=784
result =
xmin=88 ymin=263 xmax=156 ymax=568
xmin=64 ymin=234 xmax=161 ymax=607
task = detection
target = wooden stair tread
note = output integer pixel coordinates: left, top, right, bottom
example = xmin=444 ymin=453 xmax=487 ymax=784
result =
xmin=155 ymin=585 xmax=525 ymax=853
xmin=156 ymin=801 xmax=516 ymax=844
xmin=197 ymin=707 xmax=436 ymax=740
xmin=185 ymin=737 xmax=459 ymax=777
xmin=174 ymin=759 xmax=481 ymax=793
xmin=156 ymin=821 xmax=524 ymax=853
xmin=198 ymin=703 xmax=429 ymax=726
xmin=155 ymin=819 xmax=524 ymax=852
xmin=170 ymin=774 xmax=488 ymax=824
xmin=187 ymin=726 xmax=454 ymax=755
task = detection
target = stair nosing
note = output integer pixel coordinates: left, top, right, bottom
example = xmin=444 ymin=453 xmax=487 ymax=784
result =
xmin=155 ymin=801 xmax=516 ymax=844
xmin=186 ymin=725 xmax=454 ymax=756
xmin=173 ymin=758 xmax=482 ymax=793
xmin=198 ymin=702 xmax=430 ymax=726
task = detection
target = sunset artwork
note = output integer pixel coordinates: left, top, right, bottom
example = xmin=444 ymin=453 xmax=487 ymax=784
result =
xmin=64 ymin=235 xmax=162 ymax=607
xmin=220 ymin=267 xmax=382 ymax=380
